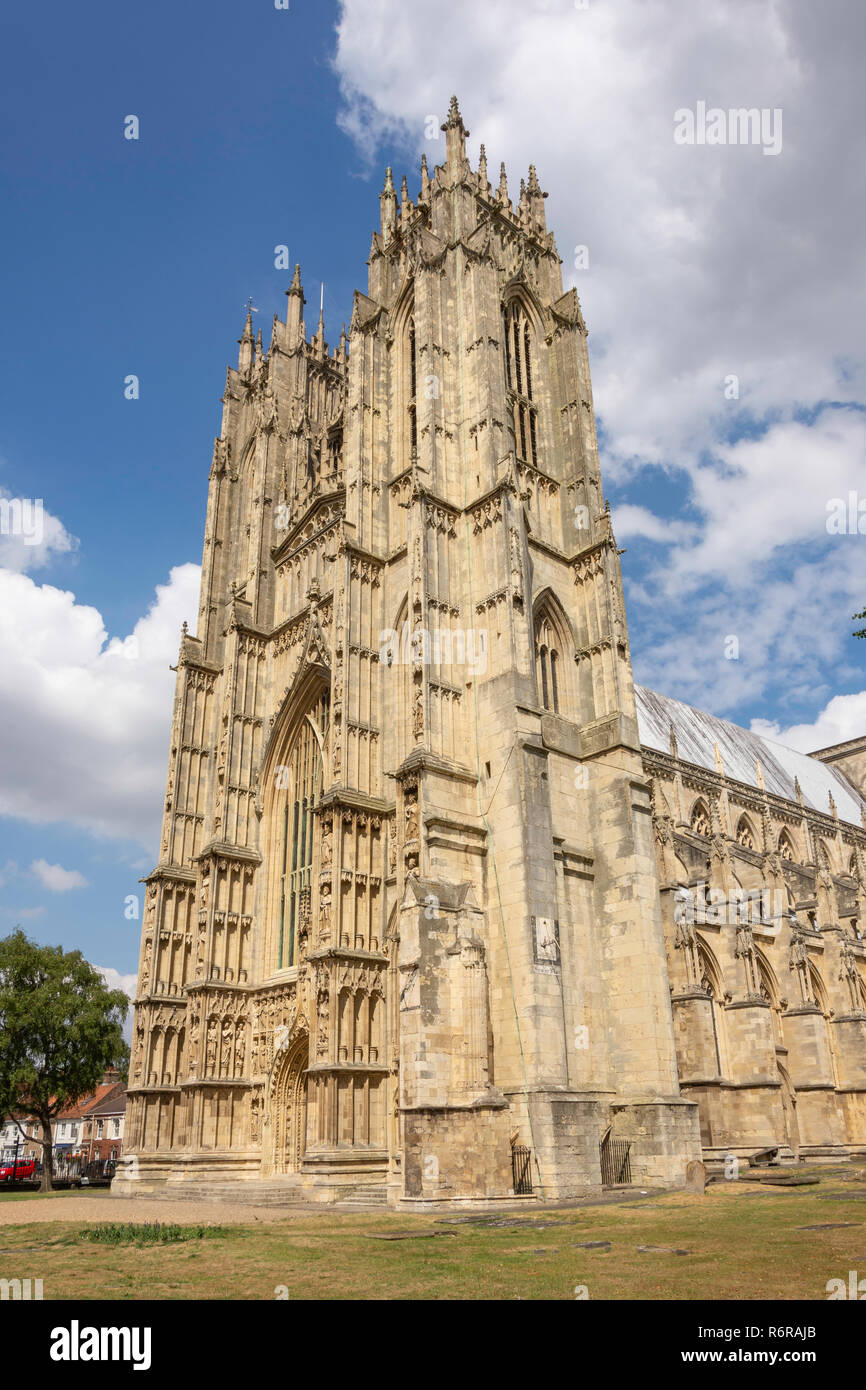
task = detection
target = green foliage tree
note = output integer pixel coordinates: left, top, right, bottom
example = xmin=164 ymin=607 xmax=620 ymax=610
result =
xmin=854 ymin=608 xmax=866 ymax=639
xmin=0 ymin=930 xmax=129 ymax=1191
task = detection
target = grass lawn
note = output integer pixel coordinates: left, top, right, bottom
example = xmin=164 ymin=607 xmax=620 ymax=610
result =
xmin=1 ymin=1172 xmax=864 ymax=1300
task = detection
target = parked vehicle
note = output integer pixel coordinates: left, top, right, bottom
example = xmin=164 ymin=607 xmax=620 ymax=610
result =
xmin=0 ymin=1160 xmax=39 ymax=1183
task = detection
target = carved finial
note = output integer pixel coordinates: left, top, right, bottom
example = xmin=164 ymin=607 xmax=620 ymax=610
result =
xmin=497 ymin=161 xmax=509 ymax=205
xmin=441 ymin=97 xmax=468 ymax=166
xmin=829 ymin=789 xmax=838 ymax=819
xmin=400 ymin=173 xmax=411 ymax=227
xmin=380 ymin=167 xmax=397 ymax=240
xmin=755 ymin=758 xmax=765 ymax=791
xmin=527 ymin=163 xmax=541 ymax=193
xmin=289 ymin=262 xmax=303 ymax=295
xmin=238 ymin=304 xmax=255 ymax=371
xmin=181 ymin=620 xmax=188 ymax=637
xmin=478 ymin=143 xmax=488 ymax=185
xmin=419 ymin=152 xmax=430 ymax=198
xmin=714 ymin=742 xmax=725 ymax=778
xmin=669 ymin=722 xmax=679 ymax=760
xmin=794 ymin=775 xmax=804 ymax=805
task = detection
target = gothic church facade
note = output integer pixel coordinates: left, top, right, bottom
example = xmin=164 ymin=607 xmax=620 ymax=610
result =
xmin=117 ymin=100 xmax=866 ymax=1205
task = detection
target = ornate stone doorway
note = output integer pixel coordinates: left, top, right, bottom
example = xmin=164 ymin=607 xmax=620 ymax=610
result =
xmin=267 ymin=1033 xmax=309 ymax=1175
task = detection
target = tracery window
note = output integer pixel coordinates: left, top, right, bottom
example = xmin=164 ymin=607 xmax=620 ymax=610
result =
xmin=407 ymin=316 xmax=417 ymax=459
xmin=504 ymin=302 xmax=539 ymax=467
xmin=736 ymin=816 xmax=756 ymax=849
xmin=690 ymin=800 xmax=711 ymax=838
xmin=275 ymin=690 xmax=329 ymax=970
xmin=778 ymin=831 xmax=795 ymax=862
xmin=534 ymin=603 xmax=570 ymax=716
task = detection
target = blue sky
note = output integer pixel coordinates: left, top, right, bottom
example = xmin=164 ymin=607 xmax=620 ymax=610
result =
xmin=1 ymin=0 xmax=864 ymax=992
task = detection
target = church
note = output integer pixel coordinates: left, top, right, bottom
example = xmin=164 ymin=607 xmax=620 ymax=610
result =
xmin=116 ymin=99 xmax=866 ymax=1207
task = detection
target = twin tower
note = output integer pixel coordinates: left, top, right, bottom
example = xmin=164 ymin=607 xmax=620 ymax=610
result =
xmin=118 ymin=98 xmax=702 ymax=1205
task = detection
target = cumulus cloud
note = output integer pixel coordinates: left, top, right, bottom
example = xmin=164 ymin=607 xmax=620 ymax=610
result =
xmin=30 ymin=859 xmax=88 ymax=892
xmin=332 ymin=0 xmax=866 ymax=731
xmin=0 ymin=489 xmax=78 ymax=572
xmin=0 ymin=563 xmax=201 ymax=850
xmin=97 ymin=966 xmax=137 ymax=1043
xmin=752 ymin=691 xmax=866 ymax=754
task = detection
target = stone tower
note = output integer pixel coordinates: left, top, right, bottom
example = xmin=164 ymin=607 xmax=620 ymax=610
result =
xmin=118 ymin=98 xmax=701 ymax=1205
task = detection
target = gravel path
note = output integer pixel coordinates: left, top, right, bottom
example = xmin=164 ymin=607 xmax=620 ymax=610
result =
xmin=0 ymin=1194 xmax=318 ymax=1226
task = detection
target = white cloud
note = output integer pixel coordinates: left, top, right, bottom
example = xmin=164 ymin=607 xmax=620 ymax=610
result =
xmin=30 ymin=859 xmax=88 ymax=892
xmin=97 ymin=966 xmax=137 ymax=999
xmin=611 ymin=504 xmax=698 ymax=545
xmin=660 ymin=409 xmax=866 ymax=590
xmin=96 ymin=966 xmax=137 ymax=1044
xmin=752 ymin=691 xmax=866 ymax=754
xmin=0 ymin=563 xmax=201 ymax=850
xmin=0 ymin=489 xmax=78 ymax=573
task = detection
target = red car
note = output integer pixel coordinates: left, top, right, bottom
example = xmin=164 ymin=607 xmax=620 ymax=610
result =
xmin=0 ymin=1160 xmax=38 ymax=1183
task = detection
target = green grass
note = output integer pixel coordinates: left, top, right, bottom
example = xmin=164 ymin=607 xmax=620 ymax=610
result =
xmin=0 ymin=1172 xmax=864 ymax=1299
xmin=79 ymin=1222 xmax=227 ymax=1246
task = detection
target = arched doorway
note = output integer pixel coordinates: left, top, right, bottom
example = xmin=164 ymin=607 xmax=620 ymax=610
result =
xmin=268 ymin=1034 xmax=309 ymax=1175
xmin=777 ymin=1062 xmax=800 ymax=1160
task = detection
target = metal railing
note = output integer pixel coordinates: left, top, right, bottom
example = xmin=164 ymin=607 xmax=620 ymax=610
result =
xmin=600 ymin=1135 xmax=632 ymax=1186
xmin=512 ymin=1144 xmax=533 ymax=1195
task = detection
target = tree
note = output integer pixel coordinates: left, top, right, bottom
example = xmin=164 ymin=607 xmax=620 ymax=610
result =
xmin=0 ymin=931 xmax=129 ymax=1191
xmin=854 ymin=608 xmax=866 ymax=639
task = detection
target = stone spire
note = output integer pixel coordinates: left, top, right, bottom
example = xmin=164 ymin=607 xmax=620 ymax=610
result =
xmin=440 ymin=94 xmax=469 ymax=170
xmin=419 ymin=152 xmax=431 ymax=201
xmin=379 ymin=166 xmax=397 ymax=242
xmin=526 ymin=163 xmax=548 ymax=231
xmin=286 ymin=263 xmax=305 ymax=341
xmin=497 ymin=160 xmax=510 ymax=208
xmin=237 ymin=308 xmax=254 ymax=373
xmin=400 ymin=173 xmax=412 ymax=229
xmin=478 ymin=143 xmax=489 ymax=193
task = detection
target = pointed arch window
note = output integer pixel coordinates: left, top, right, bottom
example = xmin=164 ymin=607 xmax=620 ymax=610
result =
xmin=503 ymin=301 xmax=539 ymax=467
xmin=778 ymin=830 xmax=795 ymax=862
xmin=736 ymin=816 xmax=756 ymax=850
xmin=535 ymin=614 xmax=561 ymax=714
xmin=275 ymin=690 xmax=329 ymax=970
xmin=690 ymin=800 xmax=711 ymax=838
xmin=407 ymin=316 xmax=417 ymax=460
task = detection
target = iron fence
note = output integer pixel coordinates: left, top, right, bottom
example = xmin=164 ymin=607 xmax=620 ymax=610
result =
xmin=600 ymin=1135 xmax=632 ymax=1186
xmin=512 ymin=1144 xmax=533 ymax=1195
